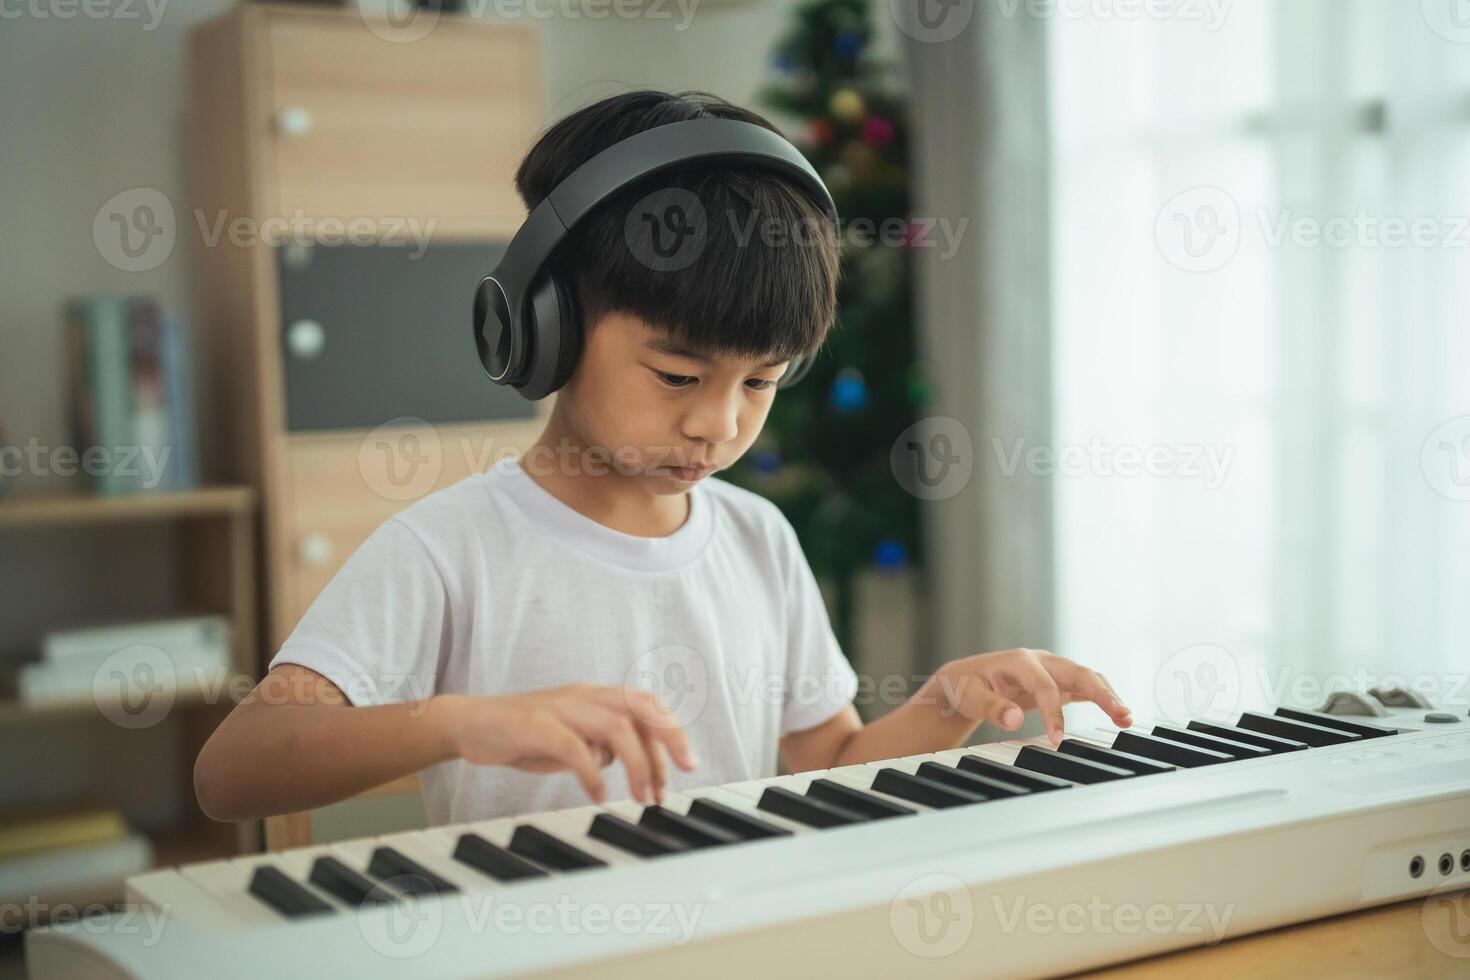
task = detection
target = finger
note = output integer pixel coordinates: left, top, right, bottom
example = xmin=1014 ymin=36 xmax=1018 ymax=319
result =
xmin=617 ymin=689 xmax=699 ymax=772
xmin=533 ymin=717 xmax=605 ymax=803
xmin=1043 ymin=657 xmax=1132 ymax=726
xmin=575 ymin=707 xmax=655 ymax=805
xmin=1010 ymin=651 xmax=1066 ymax=746
xmin=948 ymin=674 xmax=1025 ymax=731
xmin=635 ymin=721 xmax=669 ymax=804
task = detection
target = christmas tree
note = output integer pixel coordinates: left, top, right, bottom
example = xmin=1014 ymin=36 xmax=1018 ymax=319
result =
xmin=726 ymin=0 xmax=925 ymax=652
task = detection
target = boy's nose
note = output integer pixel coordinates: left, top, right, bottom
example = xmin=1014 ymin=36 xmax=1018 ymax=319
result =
xmin=681 ymin=393 xmax=740 ymax=447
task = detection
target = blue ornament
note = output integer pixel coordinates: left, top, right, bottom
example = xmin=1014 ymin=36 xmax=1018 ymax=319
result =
xmin=772 ymin=52 xmax=795 ymax=73
xmin=835 ymin=30 xmax=863 ymax=59
xmin=874 ymin=539 xmax=907 ymax=570
xmin=830 ymin=366 xmax=868 ymax=413
xmin=753 ymin=449 xmax=782 ymax=475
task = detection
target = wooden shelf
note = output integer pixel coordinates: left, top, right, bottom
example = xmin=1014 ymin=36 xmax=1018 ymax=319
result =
xmin=0 ymin=675 xmax=252 ymax=726
xmin=0 ymin=486 xmax=253 ymax=529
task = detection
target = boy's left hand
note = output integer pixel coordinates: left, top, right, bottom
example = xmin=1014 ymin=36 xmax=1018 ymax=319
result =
xmin=934 ymin=648 xmax=1133 ymax=746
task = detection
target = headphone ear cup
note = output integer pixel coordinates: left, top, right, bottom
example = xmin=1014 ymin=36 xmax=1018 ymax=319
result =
xmin=548 ymin=275 xmax=583 ymax=395
xmin=516 ymin=271 xmax=580 ymax=401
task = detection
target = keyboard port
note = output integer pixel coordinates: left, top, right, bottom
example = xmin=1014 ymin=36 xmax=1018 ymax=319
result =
xmin=1410 ymin=855 xmax=1425 ymax=878
xmin=1440 ymin=853 xmax=1455 ymax=876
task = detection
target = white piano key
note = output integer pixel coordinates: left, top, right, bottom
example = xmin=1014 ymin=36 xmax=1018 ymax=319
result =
xmin=378 ymin=830 xmax=491 ymax=893
xmin=816 ymin=767 xmax=936 ymax=812
xmin=125 ymin=869 xmax=244 ymax=929
xmin=178 ymin=859 xmax=297 ymax=926
xmin=528 ymin=809 xmax=644 ymax=866
xmin=680 ymin=785 xmax=815 ymax=835
xmin=721 ymin=774 xmax=815 ymax=802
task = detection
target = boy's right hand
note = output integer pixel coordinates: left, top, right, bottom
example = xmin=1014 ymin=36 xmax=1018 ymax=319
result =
xmin=430 ymin=685 xmax=697 ymax=805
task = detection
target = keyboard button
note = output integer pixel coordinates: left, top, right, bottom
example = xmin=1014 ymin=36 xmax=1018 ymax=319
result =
xmin=638 ymin=805 xmax=744 ymax=848
xmin=1014 ymin=745 xmax=1132 ymax=783
xmin=1057 ymin=738 xmax=1176 ymax=775
xmin=1151 ymin=724 xmax=1271 ymax=760
xmin=309 ymin=855 xmax=398 ymax=906
xmin=686 ymin=796 xmax=795 ymax=840
xmin=452 ymin=833 xmax=550 ymax=882
xmin=1186 ymin=720 xmax=1308 ymax=753
xmin=1273 ymin=707 xmax=1398 ymax=739
xmin=954 ymin=753 xmax=1074 ymax=792
xmin=248 ymin=866 xmax=334 ymax=919
xmin=806 ymin=778 xmax=917 ymax=818
xmin=1112 ymin=730 xmax=1233 ymax=767
xmin=757 ymin=785 xmax=868 ymax=828
xmin=915 ymin=761 xmax=1031 ymax=798
xmin=588 ymin=813 xmax=690 ymax=858
xmin=870 ymin=769 xmax=988 ymax=808
xmin=507 ymin=825 xmax=608 ymax=872
xmin=368 ymin=846 xmax=459 ymax=897
xmin=1237 ymin=711 xmax=1360 ymax=747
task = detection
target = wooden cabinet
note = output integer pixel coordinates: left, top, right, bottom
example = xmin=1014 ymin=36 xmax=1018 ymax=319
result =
xmin=185 ymin=4 xmax=550 ymax=665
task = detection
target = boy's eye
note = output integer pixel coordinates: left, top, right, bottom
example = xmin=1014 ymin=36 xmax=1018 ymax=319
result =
xmin=745 ymin=378 xmax=777 ymax=391
xmin=656 ymin=371 xmax=696 ymax=388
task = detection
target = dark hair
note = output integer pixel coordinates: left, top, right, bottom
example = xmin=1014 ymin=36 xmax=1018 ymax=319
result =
xmin=514 ymin=90 xmax=842 ymax=364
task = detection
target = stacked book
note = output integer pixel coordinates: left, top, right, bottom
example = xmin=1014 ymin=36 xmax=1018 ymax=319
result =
xmin=64 ymin=295 xmax=199 ymax=496
xmin=0 ymin=805 xmax=153 ymax=908
xmin=15 ymin=615 xmax=232 ymax=707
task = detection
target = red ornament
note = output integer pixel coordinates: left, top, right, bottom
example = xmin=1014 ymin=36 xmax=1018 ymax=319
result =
xmin=862 ymin=116 xmax=895 ymax=147
xmin=810 ymin=118 xmax=835 ymax=148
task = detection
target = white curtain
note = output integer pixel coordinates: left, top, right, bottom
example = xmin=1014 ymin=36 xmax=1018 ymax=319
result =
xmin=1049 ymin=0 xmax=1470 ymax=717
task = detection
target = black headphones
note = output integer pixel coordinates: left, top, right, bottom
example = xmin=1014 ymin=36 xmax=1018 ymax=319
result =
xmin=473 ymin=117 xmax=839 ymax=401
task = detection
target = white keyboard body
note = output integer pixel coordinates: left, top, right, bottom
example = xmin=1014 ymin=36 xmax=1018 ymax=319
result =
xmin=26 ymin=704 xmax=1470 ymax=979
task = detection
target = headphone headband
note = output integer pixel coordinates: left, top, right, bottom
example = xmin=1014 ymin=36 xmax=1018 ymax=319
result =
xmin=474 ymin=117 xmax=835 ymax=400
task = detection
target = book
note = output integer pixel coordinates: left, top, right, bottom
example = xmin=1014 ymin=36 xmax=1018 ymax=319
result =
xmin=40 ymin=615 xmax=230 ymax=664
xmin=0 ymin=833 xmax=152 ymax=906
xmin=129 ymin=302 xmax=170 ymax=493
xmin=160 ymin=313 xmax=199 ymax=491
xmin=0 ymin=806 xmax=127 ymax=863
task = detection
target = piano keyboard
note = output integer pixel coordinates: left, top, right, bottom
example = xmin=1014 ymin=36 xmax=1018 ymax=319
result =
xmin=27 ymin=703 xmax=1470 ymax=979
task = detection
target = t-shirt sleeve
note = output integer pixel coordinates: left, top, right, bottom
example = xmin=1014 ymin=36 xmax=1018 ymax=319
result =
xmin=269 ymin=517 xmax=449 ymax=707
xmin=775 ymin=511 xmax=860 ymax=736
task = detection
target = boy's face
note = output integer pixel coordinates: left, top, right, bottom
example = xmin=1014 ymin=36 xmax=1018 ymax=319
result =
xmin=555 ymin=311 xmax=790 ymax=493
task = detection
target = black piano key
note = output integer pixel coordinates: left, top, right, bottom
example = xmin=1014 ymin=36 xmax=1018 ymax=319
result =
xmin=508 ymin=825 xmax=608 ymax=872
xmin=1273 ymin=707 xmax=1398 ymax=739
xmin=1237 ymin=711 xmax=1360 ymax=747
xmin=248 ymin=865 xmax=334 ymax=918
xmin=1058 ymin=738 xmax=1176 ymax=775
xmin=367 ymin=847 xmax=459 ymax=897
xmin=1112 ymin=730 xmax=1234 ymax=767
xmin=1015 ymin=745 xmax=1133 ymax=783
xmin=589 ymin=813 xmax=690 ymax=858
xmin=1151 ymin=724 xmax=1272 ymax=760
xmin=955 ymin=753 xmax=1075 ymax=792
xmin=1186 ymin=720 xmax=1308 ymax=753
xmin=806 ymin=778 xmax=917 ymax=818
xmin=870 ymin=768 xmax=988 ymax=808
xmin=639 ymin=806 xmax=743 ymax=848
xmin=452 ymin=833 xmax=550 ymax=882
xmin=758 ymin=785 xmax=869 ymax=828
xmin=687 ymin=798 xmax=794 ymax=841
xmin=309 ymin=856 xmax=397 ymax=906
xmin=915 ymin=761 xmax=1031 ymax=798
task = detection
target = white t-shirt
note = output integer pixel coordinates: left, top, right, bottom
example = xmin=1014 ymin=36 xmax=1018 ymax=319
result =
xmin=270 ymin=454 xmax=858 ymax=825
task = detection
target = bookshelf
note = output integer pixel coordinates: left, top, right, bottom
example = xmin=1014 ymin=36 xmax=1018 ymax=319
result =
xmin=0 ymin=485 xmax=258 ymax=917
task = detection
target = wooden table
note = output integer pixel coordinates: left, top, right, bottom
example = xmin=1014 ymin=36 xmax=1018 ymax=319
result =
xmin=1081 ymin=892 xmax=1470 ymax=978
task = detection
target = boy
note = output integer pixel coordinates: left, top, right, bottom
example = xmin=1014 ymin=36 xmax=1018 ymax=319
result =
xmin=194 ymin=91 xmax=1131 ymax=828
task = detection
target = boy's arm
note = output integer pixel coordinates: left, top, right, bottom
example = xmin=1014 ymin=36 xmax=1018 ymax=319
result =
xmin=779 ymin=648 xmax=1133 ymax=773
xmin=194 ymin=663 xmax=696 ymax=822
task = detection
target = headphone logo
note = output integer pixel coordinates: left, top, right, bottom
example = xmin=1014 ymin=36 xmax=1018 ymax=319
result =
xmin=624 ymin=187 xmax=708 ymax=272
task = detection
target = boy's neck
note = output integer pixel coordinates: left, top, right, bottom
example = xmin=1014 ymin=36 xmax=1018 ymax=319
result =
xmin=520 ymin=414 xmax=692 ymax=538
